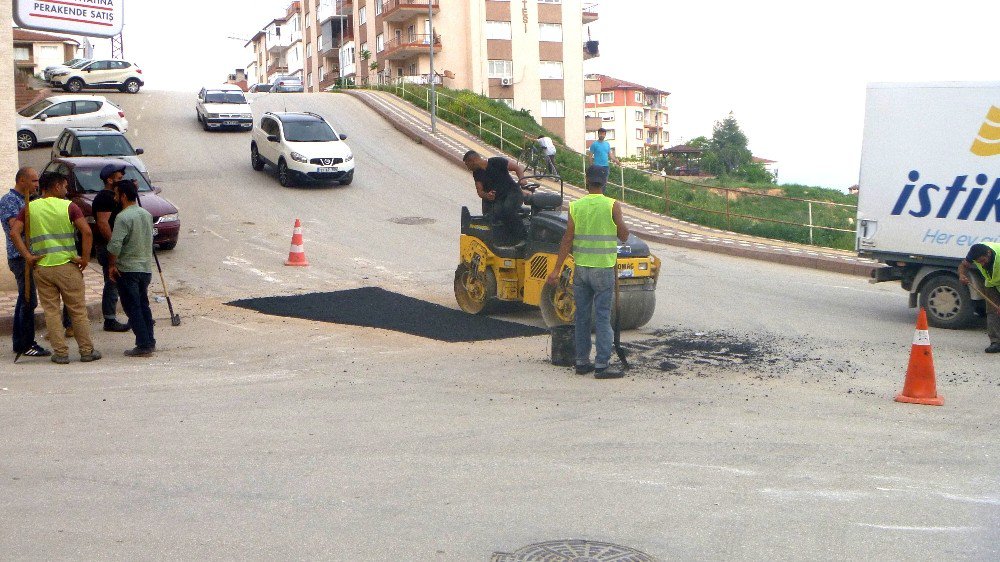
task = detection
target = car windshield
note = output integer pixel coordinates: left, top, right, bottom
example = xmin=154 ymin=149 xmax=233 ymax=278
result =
xmin=64 ymin=58 xmax=86 ymax=67
xmin=283 ymin=120 xmax=338 ymax=142
xmin=204 ymin=92 xmax=247 ymax=104
xmin=76 ymin=165 xmax=153 ymax=193
xmin=19 ymin=99 xmax=52 ymax=117
xmin=75 ymin=135 xmax=135 ymax=157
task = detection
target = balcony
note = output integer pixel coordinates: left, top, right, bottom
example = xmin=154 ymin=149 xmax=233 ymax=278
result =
xmin=585 ymin=116 xmax=603 ymax=131
xmin=267 ymin=31 xmax=292 ymax=53
xmin=382 ymin=34 xmax=442 ymax=61
xmin=583 ymin=3 xmax=599 ymax=24
xmin=267 ymin=62 xmax=288 ymax=76
xmin=584 ymin=78 xmax=602 ymax=96
xmin=381 ymin=0 xmax=439 ymax=23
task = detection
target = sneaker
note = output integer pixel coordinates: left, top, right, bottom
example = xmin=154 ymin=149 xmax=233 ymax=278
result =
xmin=594 ymin=364 xmax=625 ymax=379
xmin=51 ymin=354 xmax=70 ymax=365
xmin=124 ymin=347 xmax=154 ymax=357
xmin=986 ymin=343 xmax=1000 ymax=354
xmin=575 ymin=363 xmax=595 ymax=375
xmin=23 ymin=344 xmax=52 ymax=357
xmin=104 ymin=319 xmax=130 ymax=333
xmin=80 ymin=350 xmax=102 ymax=362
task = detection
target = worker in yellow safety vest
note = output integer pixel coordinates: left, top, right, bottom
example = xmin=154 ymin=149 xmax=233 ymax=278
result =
xmin=10 ymin=171 xmax=101 ymax=364
xmin=959 ymin=242 xmax=1000 ymax=353
xmin=547 ymin=165 xmax=630 ymax=378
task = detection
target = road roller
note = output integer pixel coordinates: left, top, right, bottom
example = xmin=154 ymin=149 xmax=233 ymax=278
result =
xmin=454 ymin=175 xmax=660 ymax=329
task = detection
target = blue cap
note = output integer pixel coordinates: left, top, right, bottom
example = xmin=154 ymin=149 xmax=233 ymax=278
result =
xmin=99 ymin=162 xmax=127 ymax=181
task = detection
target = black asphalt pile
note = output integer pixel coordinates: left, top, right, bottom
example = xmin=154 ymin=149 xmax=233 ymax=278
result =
xmin=228 ymin=287 xmax=547 ymax=342
xmin=624 ymin=328 xmax=800 ymax=378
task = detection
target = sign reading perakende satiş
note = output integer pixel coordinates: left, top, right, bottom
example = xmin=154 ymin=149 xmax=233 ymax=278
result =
xmin=14 ymin=0 xmax=123 ymax=39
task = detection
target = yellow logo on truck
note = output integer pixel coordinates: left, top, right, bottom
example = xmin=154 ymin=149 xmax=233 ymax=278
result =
xmin=971 ymin=106 xmax=1000 ymax=156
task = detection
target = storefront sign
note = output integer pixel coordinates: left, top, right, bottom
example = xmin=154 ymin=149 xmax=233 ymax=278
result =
xmin=14 ymin=0 xmax=124 ymax=38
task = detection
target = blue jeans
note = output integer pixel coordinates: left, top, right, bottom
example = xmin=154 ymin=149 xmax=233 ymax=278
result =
xmin=96 ymin=246 xmax=121 ymax=320
xmin=573 ymin=266 xmax=615 ymax=368
xmin=8 ymin=257 xmax=38 ymax=353
xmin=117 ymin=272 xmax=155 ymax=350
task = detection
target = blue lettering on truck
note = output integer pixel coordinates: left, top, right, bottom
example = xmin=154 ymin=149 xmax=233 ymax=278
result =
xmin=891 ymin=170 xmax=1000 ymax=221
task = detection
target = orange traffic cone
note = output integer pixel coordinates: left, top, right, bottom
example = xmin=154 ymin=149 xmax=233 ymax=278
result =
xmin=284 ymin=219 xmax=310 ymax=266
xmin=895 ymin=308 xmax=943 ymax=406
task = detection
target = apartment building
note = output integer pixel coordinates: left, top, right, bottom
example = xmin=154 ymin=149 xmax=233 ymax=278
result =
xmin=13 ymin=28 xmax=80 ymax=78
xmin=584 ymin=74 xmax=670 ymax=159
xmin=245 ymin=2 xmax=305 ymax=87
xmin=249 ymin=1 xmax=600 ymax=152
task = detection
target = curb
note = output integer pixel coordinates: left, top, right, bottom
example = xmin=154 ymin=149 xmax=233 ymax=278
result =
xmin=0 ymin=302 xmax=103 ymax=337
xmin=346 ymin=90 xmax=878 ymax=279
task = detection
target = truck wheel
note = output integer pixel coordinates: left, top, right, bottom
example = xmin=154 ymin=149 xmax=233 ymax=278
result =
xmin=919 ymin=275 xmax=976 ymax=329
xmin=613 ymin=288 xmax=657 ymax=330
xmin=540 ymin=282 xmax=575 ymax=327
xmin=454 ymin=263 xmax=497 ymax=314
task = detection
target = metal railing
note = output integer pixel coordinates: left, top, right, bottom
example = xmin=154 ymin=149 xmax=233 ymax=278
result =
xmin=364 ymin=82 xmax=856 ymax=248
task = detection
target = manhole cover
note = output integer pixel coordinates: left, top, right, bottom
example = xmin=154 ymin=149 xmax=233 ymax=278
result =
xmin=492 ymin=539 xmax=657 ymax=562
xmin=389 ymin=216 xmax=436 ymax=225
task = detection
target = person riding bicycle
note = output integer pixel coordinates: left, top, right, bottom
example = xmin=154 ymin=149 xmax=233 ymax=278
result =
xmin=536 ymin=134 xmax=558 ymax=175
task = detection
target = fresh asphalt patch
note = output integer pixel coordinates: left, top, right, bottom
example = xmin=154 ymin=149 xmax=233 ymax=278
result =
xmin=228 ymin=287 xmax=547 ymax=342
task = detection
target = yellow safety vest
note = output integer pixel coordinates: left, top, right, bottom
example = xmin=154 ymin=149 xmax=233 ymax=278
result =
xmin=28 ymin=198 xmax=76 ymax=268
xmin=570 ymin=194 xmax=618 ymax=268
xmin=975 ymin=242 xmax=1000 ymax=288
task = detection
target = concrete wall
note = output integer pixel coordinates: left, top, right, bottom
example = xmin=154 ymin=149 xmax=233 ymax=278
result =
xmin=1 ymin=3 xmax=18 ymax=291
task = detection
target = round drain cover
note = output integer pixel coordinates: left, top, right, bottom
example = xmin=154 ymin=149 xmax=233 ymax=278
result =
xmin=492 ymin=539 xmax=656 ymax=562
xmin=389 ymin=216 xmax=436 ymax=225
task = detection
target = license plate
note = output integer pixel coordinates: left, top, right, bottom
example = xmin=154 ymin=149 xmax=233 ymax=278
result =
xmin=223 ymin=121 xmax=238 ymax=126
xmin=152 ymin=228 xmax=159 ymax=236
xmin=317 ymin=166 xmax=337 ymax=173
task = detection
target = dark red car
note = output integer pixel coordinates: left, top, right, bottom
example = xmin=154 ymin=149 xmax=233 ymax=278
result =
xmin=41 ymin=157 xmax=180 ymax=250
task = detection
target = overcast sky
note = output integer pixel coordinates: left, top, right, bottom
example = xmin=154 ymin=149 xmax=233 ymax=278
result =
xmin=84 ymin=0 xmax=1000 ymax=190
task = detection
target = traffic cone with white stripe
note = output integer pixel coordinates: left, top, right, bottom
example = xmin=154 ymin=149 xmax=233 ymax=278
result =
xmin=895 ymin=308 xmax=943 ymax=406
xmin=284 ymin=219 xmax=310 ymax=266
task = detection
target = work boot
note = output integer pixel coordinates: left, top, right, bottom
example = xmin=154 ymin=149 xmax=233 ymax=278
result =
xmin=575 ymin=363 xmax=595 ymax=375
xmin=51 ymin=354 xmax=70 ymax=365
xmin=986 ymin=343 xmax=1000 ymax=354
xmin=594 ymin=364 xmax=625 ymax=379
xmin=104 ymin=319 xmax=130 ymax=333
xmin=124 ymin=347 xmax=154 ymax=358
xmin=80 ymin=350 xmax=102 ymax=362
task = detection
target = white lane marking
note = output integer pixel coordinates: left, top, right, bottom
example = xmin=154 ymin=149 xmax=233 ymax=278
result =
xmin=856 ymin=524 xmax=981 ymax=532
xmin=222 ymin=256 xmax=281 ymax=283
xmin=199 ymin=316 xmax=257 ymax=332
xmin=939 ymin=493 xmax=1000 ymax=505
xmin=759 ymin=488 xmax=868 ymax=501
xmin=204 ymin=228 xmax=230 ymax=242
xmin=661 ymin=461 xmax=757 ymax=476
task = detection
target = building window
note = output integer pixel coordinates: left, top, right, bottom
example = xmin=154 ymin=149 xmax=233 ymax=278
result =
xmin=13 ymin=46 xmax=30 ymax=61
xmin=359 ymin=6 xmax=366 ymax=24
xmin=598 ymin=92 xmax=613 ymax=104
xmin=408 ymin=63 xmax=417 ymax=75
xmin=499 ymin=98 xmax=515 ymax=109
xmin=600 ymin=111 xmax=614 ymax=121
xmin=486 ymin=21 xmax=512 ymax=40
xmin=604 ymin=130 xmax=616 ymax=140
xmin=488 ymin=59 xmax=513 ymax=79
xmin=361 ymin=42 xmax=368 ymax=55
xmin=541 ymin=99 xmax=565 ymax=118
xmin=635 ymin=110 xmax=642 ymax=121
xmin=539 ymin=23 xmax=562 ymax=42
xmin=306 ymin=43 xmax=313 ymax=57
xmin=376 ymin=33 xmax=385 ymax=52
xmin=585 ymin=94 xmax=595 ymax=104
xmin=539 ymin=61 xmax=563 ymax=80
xmin=374 ymin=1 xmax=382 ymax=16
xmin=634 ymin=91 xmax=643 ymax=103
xmin=636 ymin=129 xmax=643 ymax=140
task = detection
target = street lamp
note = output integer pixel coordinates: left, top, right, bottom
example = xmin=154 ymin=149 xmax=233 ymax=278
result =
xmin=428 ymin=0 xmax=436 ymax=134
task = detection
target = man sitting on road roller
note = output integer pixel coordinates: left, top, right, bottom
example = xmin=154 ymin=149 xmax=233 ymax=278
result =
xmin=463 ymin=150 xmax=533 ymax=246
xmin=546 ymin=165 xmax=630 ymax=379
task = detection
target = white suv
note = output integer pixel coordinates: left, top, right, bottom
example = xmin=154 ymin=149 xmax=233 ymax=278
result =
xmin=250 ymin=112 xmax=355 ymax=186
xmin=49 ymin=59 xmax=144 ymax=94
xmin=16 ymin=95 xmax=129 ymax=151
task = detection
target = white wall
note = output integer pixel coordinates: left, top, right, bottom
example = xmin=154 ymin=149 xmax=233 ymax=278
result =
xmin=0 ymin=4 xmax=17 ymax=291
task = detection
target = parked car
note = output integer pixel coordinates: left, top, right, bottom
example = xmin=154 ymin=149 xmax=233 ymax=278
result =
xmin=16 ymin=95 xmax=129 ymax=151
xmin=51 ymin=127 xmax=149 ymax=182
xmin=196 ymin=84 xmax=253 ymax=131
xmin=270 ymin=75 xmax=304 ymax=93
xmin=49 ymin=59 xmax=144 ymax=94
xmin=41 ymin=157 xmax=180 ymax=250
xmin=250 ymin=111 xmax=354 ymax=187
xmin=43 ymin=58 xmax=91 ymax=82
xmin=248 ymin=83 xmax=272 ymax=93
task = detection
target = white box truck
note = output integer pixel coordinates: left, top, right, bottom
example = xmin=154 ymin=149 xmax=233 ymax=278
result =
xmin=858 ymin=82 xmax=1000 ymax=328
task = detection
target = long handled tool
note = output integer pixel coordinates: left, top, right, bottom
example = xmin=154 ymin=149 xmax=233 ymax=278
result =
xmin=968 ymin=282 xmax=1000 ymax=313
xmin=613 ymin=273 xmax=629 ymax=369
xmin=137 ymin=195 xmax=180 ymax=326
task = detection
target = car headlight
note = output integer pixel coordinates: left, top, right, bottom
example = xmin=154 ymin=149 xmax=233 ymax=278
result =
xmin=207 ymin=113 xmax=220 ymax=119
xmin=345 ymin=153 xmax=354 ymax=162
xmin=638 ymin=262 xmax=648 ymax=270
xmin=156 ymin=213 xmax=179 ymax=224
xmin=290 ymin=152 xmax=308 ymax=163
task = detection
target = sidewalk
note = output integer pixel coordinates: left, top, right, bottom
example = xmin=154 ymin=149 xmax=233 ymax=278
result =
xmin=0 ymin=267 xmax=103 ymax=336
xmin=346 ymin=89 xmax=878 ymax=277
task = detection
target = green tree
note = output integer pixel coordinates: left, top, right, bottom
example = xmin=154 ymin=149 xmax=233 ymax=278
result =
xmin=703 ymin=112 xmax=752 ymax=176
xmin=686 ymin=135 xmax=710 ymax=149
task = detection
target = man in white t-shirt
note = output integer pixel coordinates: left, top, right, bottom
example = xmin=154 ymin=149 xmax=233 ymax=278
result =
xmin=536 ymin=134 xmax=558 ymax=175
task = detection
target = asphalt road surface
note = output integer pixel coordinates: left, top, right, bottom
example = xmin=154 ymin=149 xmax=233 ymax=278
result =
xmin=5 ymin=91 xmax=998 ymax=560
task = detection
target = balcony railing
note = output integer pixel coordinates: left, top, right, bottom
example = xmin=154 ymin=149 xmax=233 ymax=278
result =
xmin=382 ymin=34 xmax=442 ymax=61
xmin=380 ymin=0 xmax=440 ymax=23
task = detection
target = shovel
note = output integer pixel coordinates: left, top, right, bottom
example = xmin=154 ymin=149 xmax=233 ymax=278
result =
xmin=614 ymin=273 xmax=629 ymax=369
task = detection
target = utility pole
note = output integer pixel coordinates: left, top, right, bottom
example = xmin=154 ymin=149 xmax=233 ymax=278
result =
xmin=428 ymin=0 xmax=436 ymax=134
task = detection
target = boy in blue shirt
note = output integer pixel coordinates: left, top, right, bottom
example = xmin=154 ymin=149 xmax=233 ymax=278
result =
xmin=588 ymin=128 xmax=620 ymax=187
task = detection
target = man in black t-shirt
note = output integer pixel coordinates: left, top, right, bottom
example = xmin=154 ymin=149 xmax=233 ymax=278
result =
xmin=93 ymin=163 xmax=130 ymax=332
xmin=463 ymin=151 xmax=531 ymax=245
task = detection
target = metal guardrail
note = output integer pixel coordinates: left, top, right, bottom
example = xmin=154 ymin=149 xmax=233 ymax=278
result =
xmin=364 ymin=82 xmax=857 ymax=247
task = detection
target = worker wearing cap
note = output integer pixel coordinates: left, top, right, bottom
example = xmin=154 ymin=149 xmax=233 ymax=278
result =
xmin=10 ymin=171 xmax=101 ymax=364
xmin=546 ymin=165 xmax=630 ymax=379
xmin=93 ymin=162 xmax=130 ymax=333
xmin=959 ymin=242 xmax=1000 ymax=353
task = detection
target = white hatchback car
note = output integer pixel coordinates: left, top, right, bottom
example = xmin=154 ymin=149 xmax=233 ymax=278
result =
xmin=250 ymin=112 xmax=355 ymax=186
xmin=16 ymin=95 xmax=129 ymax=151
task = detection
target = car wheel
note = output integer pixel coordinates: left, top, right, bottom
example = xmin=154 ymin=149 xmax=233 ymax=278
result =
xmin=124 ymin=79 xmax=141 ymax=94
xmin=16 ymin=130 xmax=36 ymax=151
xmin=196 ymin=111 xmax=202 ymax=123
xmin=250 ymin=143 xmax=265 ymax=171
xmin=65 ymin=78 xmax=84 ymax=93
xmin=157 ymin=241 xmax=177 ymax=251
xmin=277 ymin=159 xmax=294 ymax=187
